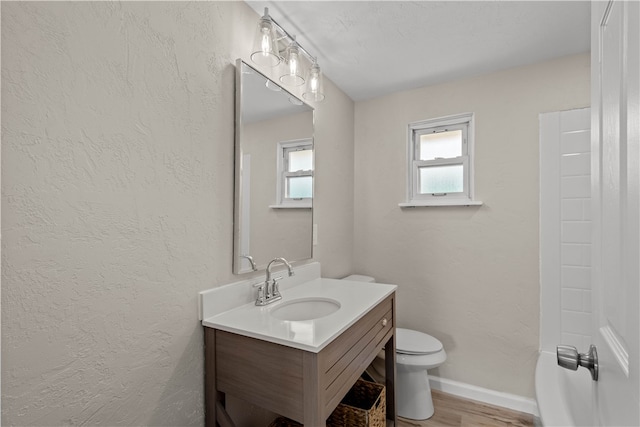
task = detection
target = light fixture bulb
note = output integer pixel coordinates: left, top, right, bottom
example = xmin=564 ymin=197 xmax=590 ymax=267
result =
xmin=280 ymin=37 xmax=305 ymax=86
xmin=303 ymin=59 xmax=325 ymax=102
xmin=250 ymin=8 xmax=280 ymax=67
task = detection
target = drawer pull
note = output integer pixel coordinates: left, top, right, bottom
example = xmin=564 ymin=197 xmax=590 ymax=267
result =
xmin=381 ymin=318 xmax=388 ymax=327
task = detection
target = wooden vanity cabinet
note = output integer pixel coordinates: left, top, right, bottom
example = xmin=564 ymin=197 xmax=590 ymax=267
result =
xmin=204 ymin=293 xmax=396 ymax=427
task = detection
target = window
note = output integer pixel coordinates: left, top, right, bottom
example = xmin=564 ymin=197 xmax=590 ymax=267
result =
xmin=271 ymin=139 xmax=313 ymax=208
xmin=400 ymin=113 xmax=482 ymax=207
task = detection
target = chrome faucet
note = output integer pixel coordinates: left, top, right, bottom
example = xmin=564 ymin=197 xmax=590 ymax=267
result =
xmin=254 ymin=257 xmax=294 ymax=306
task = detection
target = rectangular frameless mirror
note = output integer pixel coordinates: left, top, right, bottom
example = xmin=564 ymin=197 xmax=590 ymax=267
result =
xmin=233 ymin=59 xmax=314 ymax=274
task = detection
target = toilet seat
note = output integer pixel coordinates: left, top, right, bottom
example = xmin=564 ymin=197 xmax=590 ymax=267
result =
xmin=396 ymin=328 xmax=443 ymax=355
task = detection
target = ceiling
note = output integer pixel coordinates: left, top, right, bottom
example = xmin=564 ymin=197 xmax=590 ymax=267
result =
xmin=245 ymin=1 xmax=591 ymax=101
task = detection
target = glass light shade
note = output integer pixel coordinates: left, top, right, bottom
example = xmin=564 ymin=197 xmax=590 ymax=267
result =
xmin=250 ymin=10 xmax=280 ymax=67
xmin=280 ymin=39 xmax=305 ymax=86
xmin=265 ymin=80 xmax=282 ymax=92
xmin=288 ymin=96 xmax=303 ymax=106
xmin=303 ymin=61 xmax=325 ymax=102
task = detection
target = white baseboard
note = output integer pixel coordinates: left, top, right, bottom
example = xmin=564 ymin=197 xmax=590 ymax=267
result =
xmin=429 ymin=375 xmax=540 ymax=417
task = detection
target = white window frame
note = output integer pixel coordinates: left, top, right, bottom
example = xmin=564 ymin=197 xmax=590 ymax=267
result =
xmin=400 ymin=112 xmax=482 ymax=207
xmin=270 ymin=138 xmax=313 ymax=209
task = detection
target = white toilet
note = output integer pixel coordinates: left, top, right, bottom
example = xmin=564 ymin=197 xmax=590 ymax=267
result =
xmin=342 ymin=274 xmax=447 ymax=420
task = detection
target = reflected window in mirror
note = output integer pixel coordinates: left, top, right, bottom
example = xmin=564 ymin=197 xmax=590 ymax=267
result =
xmin=272 ymin=139 xmax=313 ymax=209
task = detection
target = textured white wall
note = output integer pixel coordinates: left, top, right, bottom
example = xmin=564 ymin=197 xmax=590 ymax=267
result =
xmin=353 ymin=54 xmax=590 ymax=398
xmin=1 ymin=2 xmax=354 ymax=425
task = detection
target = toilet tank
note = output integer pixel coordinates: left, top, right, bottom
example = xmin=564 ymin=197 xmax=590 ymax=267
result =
xmin=342 ymin=274 xmax=376 ymax=283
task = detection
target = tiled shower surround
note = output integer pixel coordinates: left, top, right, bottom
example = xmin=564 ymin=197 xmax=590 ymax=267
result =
xmin=558 ymin=109 xmax=592 ymax=349
xmin=541 ymin=108 xmax=592 ymax=351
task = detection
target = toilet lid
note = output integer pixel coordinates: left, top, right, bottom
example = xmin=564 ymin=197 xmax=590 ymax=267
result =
xmin=396 ymin=328 xmax=443 ymax=355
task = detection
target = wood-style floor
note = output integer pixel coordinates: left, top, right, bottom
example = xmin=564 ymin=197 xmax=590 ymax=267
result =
xmin=395 ymin=390 xmax=534 ymax=427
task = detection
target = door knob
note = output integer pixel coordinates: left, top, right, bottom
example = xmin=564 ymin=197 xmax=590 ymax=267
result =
xmin=557 ymin=344 xmax=599 ymax=381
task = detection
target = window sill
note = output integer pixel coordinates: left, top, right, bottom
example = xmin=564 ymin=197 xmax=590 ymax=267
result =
xmin=269 ymin=203 xmax=312 ymax=209
xmin=399 ymin=199 xmax=483 ymax=207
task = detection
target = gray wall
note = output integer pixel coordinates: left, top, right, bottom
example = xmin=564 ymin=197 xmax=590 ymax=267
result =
xmin=353 ymin=53 xmax=590 ymax=398
xmin=1 ymin=2 xmax=354 ymax=425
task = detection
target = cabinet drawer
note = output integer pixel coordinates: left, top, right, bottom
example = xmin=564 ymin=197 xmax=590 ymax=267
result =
xmin=321 ymin=294 xmax=394 ymax=411
xmin=322 ymin=294 xmax=394 ymax=374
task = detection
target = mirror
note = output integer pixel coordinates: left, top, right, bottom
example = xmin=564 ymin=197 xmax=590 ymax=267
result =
xmin=233 ymin=59 xmax=314 ymax=274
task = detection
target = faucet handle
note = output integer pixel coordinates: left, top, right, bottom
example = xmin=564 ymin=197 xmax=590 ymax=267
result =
xmin=272 ymin=276 xmax=283 ymax=298
xmin=253 ymin=282 xmax=266 ymax=305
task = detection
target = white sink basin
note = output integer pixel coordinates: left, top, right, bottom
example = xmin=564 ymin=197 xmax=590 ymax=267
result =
xmin=270 ymin=297 xmax=341 ymax=321
xmin=201 ymin=273 xmax=397 ymax=352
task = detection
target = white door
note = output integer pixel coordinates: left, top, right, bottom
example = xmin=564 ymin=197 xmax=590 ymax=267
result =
xmin=591 ymin=1 xmax=640 ymax=425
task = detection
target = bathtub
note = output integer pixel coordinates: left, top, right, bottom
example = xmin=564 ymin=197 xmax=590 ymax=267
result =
xmin=535 ymin=351 xmax=593 ymax=426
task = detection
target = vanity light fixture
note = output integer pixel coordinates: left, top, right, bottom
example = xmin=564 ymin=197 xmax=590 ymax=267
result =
xmin=250 ymin=8 xmax=325 ymax=102
xmin=250 ymin=8 xmax=280 ymax=67
xmin=280 ymin=36 xmax=305 ymax=86
xmin=303 ymin=58 xmax=325 ymax=102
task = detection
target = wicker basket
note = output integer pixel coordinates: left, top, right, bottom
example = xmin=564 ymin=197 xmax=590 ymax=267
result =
xmin=327 ymin=379 xmax=386 ymax=427
xmin=268 ymin=417 xmax=302 ymax=427
xmin=267 ymin=379 xmax=385 ymax=427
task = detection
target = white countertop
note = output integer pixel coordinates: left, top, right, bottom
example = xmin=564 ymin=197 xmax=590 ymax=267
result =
xmin=202 ymin=277 xmax=396 ymax=353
